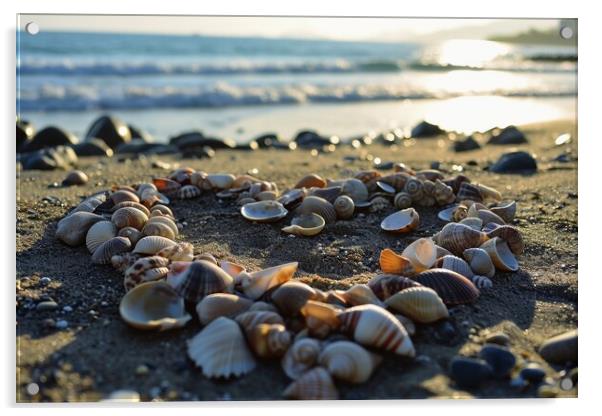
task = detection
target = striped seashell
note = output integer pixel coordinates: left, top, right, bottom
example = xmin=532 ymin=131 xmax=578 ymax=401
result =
xmin=369 ymin=196 xmax=391 ymax=212
xmin=206 ymin=173 xmax=236 ymax=190
xmin=414 ymin=268 xmax=480 ymax=306
xmin=152 ymin=177 xmax=182 ymax=197
xmin=433 ymin=223 xmax=489 ymax=256
xmin=91 ymin=236 xmax=132 ymax=265
xmin=56 ymin=212 xmax=105 ymax=246
xmin=435 ymin=245 xmax=453 ymax=258
xmin=456 ymin=182 xmax=483 ymax=203
xmin=296 ymin=196 xmax=336 ymax=224
xmin=168 ymin=260 xmax=234 ymax=303
xmin=145 ymin=216 xmax=178 ymax=237
xmin=142 ymin=221 xmax=176 ymax=240
xmin=435 ymin=255 xmax=474 ymax=278
xmin=463 ymin=248 xmax=495 ymax=278
xmin=156 ymin=242 xmax=193 ymax=262
xmin=123 ymin=256 xmax=170 ymax=291
xmin=86 ymin=220 xmax=117 ymax=253
xmin=196 ymin=293 xmax=253 ymax=325
xmin=380 ymin=208 xmax=420 ymax=233
xmin=338 ymin=304 xmax=415 ymax=357
xmin=485 ymin=224 xmax=524 ymax=255
xmin=475 ymin=183 xmax=502 ymax=202
xmin=271 ymin=281 xmax=319 ymax=317
xmin=111 ymin=252 xmax=143 ymax=272
xmin=111 ymin=207 xmax=148 ymax=230
xmin=459 ymin=217 xmax=483 ymax=231
xmin=481 ymin=222 xmax=499 ymax=234
xmin=176 ymin=184 xmax=202 ymax=200
xmin=188 ymin=317 xmax=256 ymax=378
xmin=133 ymin=236 xmax=176 ymax=255
xmin=318 ymin=341 xmax=381 ymax=384
xmin=277 ymin=188 xmax=306 ymax=209
xmin=283 ymin=367 xmax=338 ymax=400
xmin=247 ymin=323 xmax=292 ymax=358
xmin=110 ymin=189 xmax=140 ymax=205
xmin=479 ymin=237 xmax=519 ymax=272
xmin=281 ymin=338 xmax=322 ymax=380
xmin=354 ymin=170 xmax=381 ymax=184
xmin=308 ymin=186 xmax=343 ymax=204
xmin=472 ymin=275 xmax=493 ymax=289
xmin=71 ymin=194 xmax=106 ymax=214
xmin=333 ymin=195 xmax=354 ymax=219
xmin=110 ymin=201 xmax=151 ymax=217
xmin=394 ymin=192 xmax=413 ymax=209
xmin=379 ymin=249 xmax=417 ymax=276
xmin=385 ymin=286 xmax=449 ymax=323
xmin=150 ymin=204 xmax=174 ymax=218
xmin=490 ymin=200 xmax=517 ymax=223
xmin=442 ymin=174 xmax=470 ymax=194
xmin=340 ymin=284 xmax=384 ymax=307
xmin=402 ymin=238 xmax=437 ymax=272
xmin=477 ymin=209 xmax=506 ymax=226
xmin=120 ymin=281 xmax=191 ymax=331
xmin=235 ymin=310 xmax=285 ymax=333
xmin=367 ymin=274 xmax=423 ymax=300
xmin=295 ymin=174 xmax=327 ymax=189
xmin=240 ymin=262 xmax=298 ymax=300
xmin=341 ymin=178 xmax=369 ymax=203
xmin=118 ymin=226 xmax=145 ymax=245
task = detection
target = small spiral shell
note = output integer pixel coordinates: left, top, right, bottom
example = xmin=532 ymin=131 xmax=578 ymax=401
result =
xmin=318 ymin=341 xmax=380 ymax=384
xmin=394 ymin=192 xmax=413 ymax=209
xmin=281 ymin=338 xmax=322 ymax=380
xmin=247 ymin=323 xmax=292 ymax=358
xmin=333 ymin=195 xmax=355 ymax=220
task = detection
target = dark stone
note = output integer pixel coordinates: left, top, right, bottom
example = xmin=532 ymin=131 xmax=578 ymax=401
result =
xmin=411 ymin=121 xmax=445 ymax=138
xmin=254 ymin=133 xmax=284 ymax=149
xmin=489 ymin=151 xmax=537 ymax=173
xmin=488 ymin=126 xmax=528 ymax=145
xmin=17 ymin=119 xmax=35 ymax=152
xmin=128 ymin=124 xmax=154 ymax=142
xmin=374 ymin=161 xmax=394 ymax=170
xmin=85 ymin=115 xmax=132 ymax=149
xmin=484 ymin=331 xmax=510 ymax=346
xmin=539 ymin=329 xmax=577 ymax=365
xmin=453 ymin=136 xmax=481 ymax=152
xmin=70 ymin=139 xmax=114 ymax=157
xmin=19 ymin=146 xmax=78 ymax=170
xmin=170 ymin=131 xmax=235 ymax=149
xmin=235 ymin=140 xmax=259 ymax=151
xmin=449 ymin=356 xmax=493 ymax=388
xmin=519 ymin=363 xmax=546 ymax=383
xmin=116 ymin=141 xmax=179 ymax=155
xmin=294 ymin=130 xmax=337 ymax=149
xmin=20 ymin=126 xmax=78 ymax=153
xmin=181 ymin=146 xmax=215 ymax=159
xmin=479 ymin=344 xmax=516 ymax=378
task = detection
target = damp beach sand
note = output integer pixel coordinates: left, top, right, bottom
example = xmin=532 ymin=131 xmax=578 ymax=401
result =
xmin=16 ymin=119 xmax=577 ymax=401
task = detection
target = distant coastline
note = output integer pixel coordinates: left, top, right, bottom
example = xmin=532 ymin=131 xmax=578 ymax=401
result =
xmin=488 ymin=28 xmax=577 ymax=46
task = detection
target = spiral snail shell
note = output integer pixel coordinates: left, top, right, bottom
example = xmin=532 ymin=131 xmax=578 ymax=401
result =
xmin=333 ymin=195 xmax=355 ymax=220
xmin=281 ymin=337 xmax=322 ymax=380
xmin=394 ymin=192 xmax=413 ymax=209
xmin=433 ymin=222 xmax=489 ymax=256
xmin=318 ymin=341 xmax=381 ymax=384
xmin=247 ymin=323 xmax=292 ymax=358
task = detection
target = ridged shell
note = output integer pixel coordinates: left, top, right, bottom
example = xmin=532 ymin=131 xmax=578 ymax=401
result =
xmin=403 ymin=177 xmax=423 ymax=199
xmin=56 ymin=212 xmax=105 ymax=246
xmin=177 ymin=184 xmax=202 ymax=200
xmin=402 ymin=238 xmax=437 ymax=272
xmin=341 ymin=284 xmax=384 ymax=307
xmin=394 ymin=192 xmax=413 ymax=209
xmin=110 ymin=190 xmax=140 ymax=204
xmin=146 ymin=216 xmax=179 ymax=236
xmin=295 ymin=174 xmax=327 ymax=189
xmin=282 ymin=367 xmax=338 ymax=400
xmin=281 ymin=338 xmax=322 ymax=380
xmin=296 ymin=196 xmax=336 ymax=224
xmin=485 ymin=224 xmax=524 ymax=255
xmin=150 ymin=204 xmax=174 ymax=218
xmin=282 ymin=214 xmax=325 ymax=236
xmin=86 ymin=220 xmax=118 ymax=253
xmin=414 ymin=268 xmax=480 ymax=306
xmin=71 ymin=194 xmax=106 ymax=214
xmin=490 ymin=200 xmax=517 ymax=223
xmin=241 ymin=200 xmax=288 ymax=223
xmin=318 ymin=341 xmax=380 ymax=384
xmin=308 ymin=186 xmax=343 ymax=204
xmin=156 ymin=242 xmax=194 ymax=262
xmin=196 ymin=293 xmax=253 ymax=325
xmin=152 ymin=177 xmax=182 ymax=197
xmin=123 ymin=256 xmax=170 ymax=291
xmin=471 ymin=275 xmax=493 ymax=289
xmin=91 ymin=236 xmax=132 ymax=265
xmin=110 ymin=201 xmax=151 ymax=217
xmin=240 ymin=262 xmax=298 ymax=300
xmin=119 ymin=281 xmax=191 ymax=331
xmin=379 ymin=249 xmax=416 ymax=276
xmin=133 ymin=236 xmax=176 ymax=255
xmin=247 ymin=323 xmax=292 ymax=358
xmin=117 ymin=226 xmax=142 ymax=245
xmin=142 ymin=221 xmax=176 ymax=240
xmin=436 ymin=255 xmax=474 ymax=278
xmin=456 ymin=182 xmax=483 ymax=203
xmin=338 ymin=304 xmax=415 ymax=357
xmin=111 ymin=207 xmax=148 ymax=230
xmin=367 ymin=274 xmax=423 ymax=301
xmin=380 ymin=208 xmax=420 ymax=233
xmin=433 ymin=223 xmax=489 ymax=256
xmin=384 ymin=286 xmax=449 ymax=323
xmin=333 ymin=195 xmax=354 ymax=220
xmin=272 ymin=281 xmax=319 ymax=317
xmin=235 ymin=310 xmax=285 ymax=333
xmin=341 ymin=178 xmax=369 ymax=202
xmin=187 ymin=317 xmax=256 ymax=378
xmin=168 ymin=260 xmax=234 ymax=303
xmin=479 ymin=237 xmax=519 ymax=272
xmin=463 ymin=248 xmax=495 ymax=277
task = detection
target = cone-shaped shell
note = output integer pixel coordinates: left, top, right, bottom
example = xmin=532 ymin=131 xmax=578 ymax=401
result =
xmin=385 ymin=286 xmax=449 ymax=323
xmin=111 ymin=207 xmax=148 ymax=230
xmin=168 ymin=260 xmax=234 ymax=303
xmin=156 ymin=242 xmax=193 ymax=262
xmin=367 ymin=274 xmax=423 ymax=300
xmin=241 ymin=200 xmax=288 ymax=223
xmin=296 ymin=196 xmax=337 ymax=224
xmin=318 ymin=341 xmax=380 ymax=384
xmin=381 ymin=208 xmax=420 ymax=233
xmin=341 ymin=178 xmax=369 ymax=203
xmin=91 ymin=236 xmax=132 ymax=265
xmin=56 ymin=212 xmax=105 ymax=246
xmin=479 ymin=237 xmax=519 ymax=272
xmin=187 ymin=317 xmax=256 ymax=378
xmin=295 ymin=174 xmax=327 ymax=189
xmin=463 ymin=248 xmax=495 ymax=278
xmin=235 ymin=310 xmax=285 ymax=333
xmin=247 ymin=323 xmax=292 ymax=358
xmin=196 ymin=293 xmax=253 ymax=325
xmin=283 ymin=367 xmax=338 ymax=400
xmin=281 ymin=338 xmax=322 ymax=380
xmin=119 ymin=281 xmax=191 ymax=331
xmin=379 ymin=249 xmax=417 ymax=276
xmin=271 ymin=281 xmax=319 ymax=317
xmin=338 ymin=304 xmax=415 ymax=357
xmin=435 ymin=255 xmax=474 ymax=278
xmin=111 ymin=201 xmax=151 ymax=217
xmin=433 ymin=223 xmax=489 ymax=256
xmin=341 ymin=284 xmax=384 ymax=307
xmin=282 ymin=214 xmax=325 ymax=236
xmin=124 ymin=256 xmax=170 ymax=291
xmin=415 ymin=268 xmax=480 ymax=306
xmin=485 ymin=224 xmax=524 ymax=255
xmin=394 ymin=192 xmax=413 ymax=209
xmin=402 ymin=238 xmax=437 ymax=272
xmin=240 ymin=262 xmax=298 ymax=300
xmin=86 ymin=220 xmax=118 ymax=253
xmin=333 ymin=195 xmax=354 ymax=220
xmin=490 ymin=200 xmax=517 ymax=223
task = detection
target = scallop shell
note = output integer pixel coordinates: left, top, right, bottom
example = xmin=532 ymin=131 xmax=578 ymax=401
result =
xmin=463 ymin=248 xmax=496 ymax=278
xmin=156 ymin=242 xmax=194 ymax=262
xmin=281 ymin=338 xmax=322 ymax=380
xmin=341 ymin=284 xmax=384 ymax=307
xmin=177 ymin=184 xmax=202 ymax=200
xmin=133 ymin=236 xmax=176 ymax=255
xmin=56 ymin=212 xmax=105 ymax=246
xmin=471 ymin=275 xmax=493 ymax=289
xmin=110 ymin=189 xmax=140 ymax=205
xmin=240 ymin=262 xmax=298 ymax=300
xmin=333 ymin=195 xmax=354 ymax=220
xmin=456 ymin=182 xmax=483 ymax=203
xmin=196 ymin=293 xmax=253 ymax=325
xmin=414 ymin=268 xmax=480 ymax=306
xmin=206 ymin=173 xmax=236 ymax=190
xmin=490 ymin=200 xmax=517 ymax=223
xmin=459 ymin=217 xmax=483 ymax=230
xmin=433 ymin=223 xmax=489 ymax=256
xmin=119 ymin=281 xmax=191 ymax=331
xmin=282 ymin=213 xmax=325 ymax=237
xmin=341 ymin=178 xmax=369 ymax=203
xmin=385 ymin=286 xmax=449 ymax=323
xmin=168 ymin=260 xmax=234 ymax=303
xmin=479 ymin=237 xmax=519 ymax=272
xmin=318 ymin=341 xmax=381 ymax=384
xmin=380 ymin=208 xmax=420 ymax=233
xmin=241 ymin=200 xmax=288 ymax=223
xmin=86 ymin=220 xmax=117 ymax=253
xmin=485 ymin=224 xmax=524 ymax=255
xmin=124 ymin=256 xmax=170 ymax=291
xmin=111 ymin=201 xmax=151 ymax=217
xmin=152 ymin=177 xmax=182 ymax=197
xmin=295 ymin=174 xmax=327 ymax=189
xmin=111 ymin=207 xmax=148 ymax=230
xmin=235 ymin=310 xmax=285 ymax=333
xmin=282 ymin=367 xmax=338 ymax=400
xmin=379 ymin=249 xmax=417 ymax=276
xmin=394 ymin=192 xmax=413 ymax=209
xmin=475 ymin=183 xmax=502 ymax=202
xmin=295 ymin=196 xmax=337 ymax=224
xmin=308 ymin=186 xmax=343 ymax=204
xmin=338 ymin=304 xmax=415 ymax=357
xmin=142 ymin=221 xmax=176 ymax=240
xmin=367 ymin=274 xmax=423 ymax=300
xmin=91 ymin=236 xmax=132 ymax=265
xmin=402 ymin=238 xmax=437 ymax=272
xmin=187 ymin=317 xmax=256 ymax=378
xmin=247 ymin=323 xmax=292 ymax=358
xmin=435 ymin=255 xmax=474 ymax=278
xmin=271 ymin=281 xmax=319 ymax=317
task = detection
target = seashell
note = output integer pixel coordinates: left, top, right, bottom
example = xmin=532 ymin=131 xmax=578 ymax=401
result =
xmin=416 ymin=169 xmax=444 ymax=182
xmin=377 ymin=173 xmax=411 ymax=192
xmin=219 ymin=260 xmax=246 ymax=280
xmin=333 ymin=195 xmax=354 ymax=220
xmin=187 ymin=317 xmax=256 ymax=378
xmin=403 ymin=177 xmax=424 ymax=201
xmin=453 ymin=205 xmax=469 ymax=222
xmin=354 ymin=170 xmax=381 ymax=184
xmin=150 ymin=204 xmax=174 ymax=218
xmin=278 ymin=188 xmax=306 ymax=209
xmin=379 ymin=249 xmax=416 ymax=276
xmin=271 ymin=281 xmax=319 ymax=317
xmin=341 ymin=284 xmax=384 ymax=307
xmin=248 ymin=301 xmax=279 ymax=313
xmin=442 ymin=174 xmax=470 ymax=194
xmin=206 ymin=173 xmax=236 ymax=190
xmin=324 ymin=291 xmax=348 ymax=308
xmin=110 ymin=190 xmax=140 ymax=205
xmin=481 ymin=222 xmax=499 ymax=234
xmin=459 ymin=217 xmax=483 ymax=231
xmin=338 ymin=304 xmax=415 ymax=357
xmin=421 ymin=179 xmax=437 ymax=196
xmin=145 ymin=216 xmax=178 ymax=237
xmin=490 ymin=200 xmax=517 ymax=223
xmin=282 ymin=213 xmax=325 ymax=237
xmin=415 ymin=194 xmax=436 ymax=207
xmin=152 ymin=177 xmax=181 ymax=197
xmin=369 ymin=196 xmax=391 ymax=212
xmin=367 ymin=274 xmax=423 ymax=300
xmin=485 ymin=224 xmax=524 ymax=255
xmin=194 ymin=253 xmax=218 ymax=265
xmin=456 ymin=182 xmax=483 ymax=203
xmin=71 ymin=194 xmax=106 ymax=214
xmin=380 ymin=208 xmax=420 ymax=233
xmin=190 ymin=171 xmax=208 ymax=188
xmin=232 ymin=174 xmax=260 ymax=189
xmin=123 ymin=256 xmax=170 ymax=291
xmin=247 ymin=323 xmax=292 ymax=358
xmin=376 ymin=181 xmax=396 ymax=194
xmin=61 ymin=170 xmax=88 ymax=186
xmin=402 ymin=238 xmax=437 ymax=272
xmin=110 ymin=201 xmax=151 ymax=217
xmin=56 ymin=212 xmax=105 ymax=246
xmin=435 ymin=245 xmax=453 ymax=258
xmin=434 ymin=180 xmax=456 ymax=205
xmin=341 ymin=178 xmax=369 ymax=203
xmin=168 ymin=260 xmax=234 ymax=303
xmin=238 ymin=197 xmax=256 ymax=206
xmin=142 ymin=221 xmax=176 ymax=240
xmin=120 ymin=281 xmax=191 ymax=331
xmin=240 ymin=262 xmax=298 ymax=300
xmin=177 ymin=184 xmax=202 ymax=200
xmin=538 ymin=329 xmax=577 ymax=365
xmin=282 ymin=338 xmax=322 ymax=380
xmin=437 ymin=204 xmax=459 ymax=222
xmin=477 ymin=209 xmax=506 ymax=226
xmin=295 ymin=174 xmax=327 ymax=189
xmin=133 ymin=236 xmax=176 ymax=255
xmin=86 ymin=220 xmax=117 ymax=253
xmin=136 ymin=182 xmax=157 ymax=195
xmin=296 ymin=196 xmax=337 ymax=224
xmin=308 ymin=186 xmax=343 ymax=204
xmin=283 ymin=367 xmax=338 ymax=400
xmin=156 ymin=242 xmax=193 ymax=262
xmin=91 ymin=236 xmax=132 ymax=265
xmin=235 ymin=311 xmax=285 ymax=333
xmin=414 ymin=268 xmax=480 ymax=306
xmin=385 ymin=286 xmax=448 ymax=324
xmin=479 ymin=238 xmax=519 ymax=272
xmin=394 ymin=192 xmax=413 ymax=209
xmin=463 ymin=248 xmax=496 ymax=278
xmin=471 ymin=275 xmax=493 ymax=289
xmin=255 ymin=191 xmax=277 ymax=201
xmin=241 ymin=200 xmax=288 ymax=223
xmin=433 ymin=223 xmax=489 ymax=256
xmin=435 ymin=255 xmax=474 ymax=278
xmin=168 ymin=167 xmax=195 ymax=184
xmin=111 ymin=252 xmax=142 ymax=272
xmin=475 ymin=183 xmax=502 ymax=202
xmin=111 ymin=207 xmax=148 ymax=230
xmin=319 ymin=341 xmax=381 ymax=384
xmin=300 ymin=301 xmax=341 ymax=338
xmin=394 ymin=314 xmax=416 ymax=336
xmin=196 ymin=293 xmax=253 ymax=325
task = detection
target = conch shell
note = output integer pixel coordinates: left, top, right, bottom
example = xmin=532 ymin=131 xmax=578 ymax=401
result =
xmin=300 ymin=300 xmax=341 ymax=338
xmin=247 ymin=323 xmax=292 ymax=358
xmin=394 ymin=192 xmax=413 ymax=209
xmin=235 ymin=310 xmax=285 ymax=333
xmin=490 ymin=200 xmax=517 ymax=223
xmin=318 ymin=341 xmax=381 ymax=384
xmin=384 ymin=286 xmax=449 ymax=323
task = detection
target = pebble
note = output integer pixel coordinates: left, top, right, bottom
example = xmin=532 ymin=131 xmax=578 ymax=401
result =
xmin=55 ymin=320 xmax=69 ymax=330
xmin=484 ymin=331 xmax=510 ymax=346
xmin=449 ymin=356 xmax=493 ymax=388
xmin=539 ymin=329 xmax=577 ymax=365
xmin=411 ymin=120 xmax=444 ymax=138
xmin=487 ymin=125 xmax=528 ymax=145
xmin=489 ymin=151 xmax=537 ymax=173
xmin=479 ymin=344 xmax=516 ymax=378
xmin=36 ymin=301 xmax=58 ymax=312
xmin=62 ymin=306 xmax=73 ymax=313
xmin=453 ymin=136 xmax=481 ymax=152
xmin=519 ymin=363 xmax=546 ymax=383
xmin=39 ymin=277 xmax=52 ymax=286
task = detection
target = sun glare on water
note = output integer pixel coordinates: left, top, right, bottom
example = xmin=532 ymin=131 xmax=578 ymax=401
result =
xmin=431 ymin=39 xmax=511 ymax=68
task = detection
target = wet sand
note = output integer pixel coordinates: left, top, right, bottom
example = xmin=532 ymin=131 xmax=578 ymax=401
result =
xmin=16 ymin=119 xmax=577 ymax=402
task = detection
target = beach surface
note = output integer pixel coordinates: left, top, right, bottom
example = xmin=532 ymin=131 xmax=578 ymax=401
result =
xmin=16 ymin=119 xmax=577 ymax=401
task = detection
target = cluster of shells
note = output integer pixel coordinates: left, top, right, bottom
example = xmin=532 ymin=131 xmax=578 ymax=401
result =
xmin=54 ymin=165 xmax=523 ymax=399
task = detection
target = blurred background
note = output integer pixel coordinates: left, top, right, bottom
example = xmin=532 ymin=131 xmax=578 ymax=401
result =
xmin=17 ymin=16 xmax=577 ymax=143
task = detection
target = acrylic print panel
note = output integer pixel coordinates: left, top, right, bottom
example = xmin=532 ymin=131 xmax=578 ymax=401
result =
xmin=16 ymin=14 xmax=577 ymax=402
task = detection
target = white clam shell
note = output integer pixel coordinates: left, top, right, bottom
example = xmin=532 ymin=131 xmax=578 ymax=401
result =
xmin=241 ymin=200 xmax=288 ymax=223
xmin=479 ymin=237 xmax=519 ymax=272
xmin=195 ymin=293 xmax=253 ymax=326
xmin=463 ymin=247 xmax=496 ymax=278
xmin=437 ymin=204 xmax=460 ymax=222
xmin=282 ymin=213 xmax=325 ymax=236
xmin=381 ymin=208 xmax=420 ymax=233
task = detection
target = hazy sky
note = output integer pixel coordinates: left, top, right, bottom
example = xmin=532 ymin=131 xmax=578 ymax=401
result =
xmin=19 ymin=15 xmax=559 ymax=42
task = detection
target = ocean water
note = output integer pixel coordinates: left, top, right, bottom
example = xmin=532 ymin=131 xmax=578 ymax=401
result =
xmin=17 ymin=31 xmax=577 ymax=142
